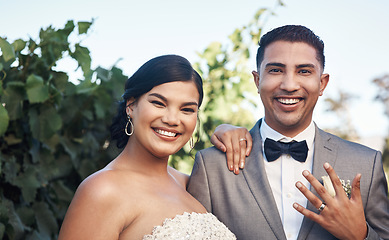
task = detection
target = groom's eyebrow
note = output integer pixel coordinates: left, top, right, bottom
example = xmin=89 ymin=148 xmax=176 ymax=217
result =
xmin=266 ymin=62 xmax=285 ymax=68
xmin=296 ymin=63 xmax=315 ymax=69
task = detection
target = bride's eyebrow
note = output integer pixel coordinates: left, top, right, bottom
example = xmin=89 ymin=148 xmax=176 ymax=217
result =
xmin=149 ymin=93 xmax=166 ymax=102
xmin=182 ymin=102 xmax=198 ymax=107
xmin=149 ymin=93 xmax=198 ymax=107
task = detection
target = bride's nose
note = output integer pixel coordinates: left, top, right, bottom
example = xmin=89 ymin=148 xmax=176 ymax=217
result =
xmin=161 ymin=109 xmax=180 ymax=126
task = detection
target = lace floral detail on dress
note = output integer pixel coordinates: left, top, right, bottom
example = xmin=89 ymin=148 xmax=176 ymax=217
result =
xmin=143 ymin=212 xmax=236 ymax=240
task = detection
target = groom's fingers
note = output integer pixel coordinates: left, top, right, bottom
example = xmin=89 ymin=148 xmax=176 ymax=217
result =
xmin=350 ymin=173 xmax=362 ymax=201
xmin=293 ymin=202 xmax=322 ymax=223
xmin=301 ymin=170 xmax=333 ymax=202
xmin=295 ymin=180 xmax=324 ymax=210
xmin=323 ymin=163 xmax=347 ymax=199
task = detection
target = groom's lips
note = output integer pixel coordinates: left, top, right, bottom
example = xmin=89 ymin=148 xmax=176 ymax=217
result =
xmin=277 ymin=97 xmax=302 ymax=105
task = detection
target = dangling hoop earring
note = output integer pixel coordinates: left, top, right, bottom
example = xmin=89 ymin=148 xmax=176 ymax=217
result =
xmin=189 ymin=136 xmax=194 ymax=149
xmin=125 ymin=116 xmax=134 ymax=136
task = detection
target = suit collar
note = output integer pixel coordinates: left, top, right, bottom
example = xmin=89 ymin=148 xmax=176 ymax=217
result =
xmin=297 ymin=124 xmax=338 ymax=240
xmin=243 ymin=119 xmax=287 ymax=240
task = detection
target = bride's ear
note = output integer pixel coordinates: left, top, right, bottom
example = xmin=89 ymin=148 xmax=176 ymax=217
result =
xmin=126 ymin=98 xmax=136 ymax=116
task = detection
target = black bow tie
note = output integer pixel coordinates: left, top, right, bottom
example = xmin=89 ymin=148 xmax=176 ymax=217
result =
xmin=264 ymin=138 xmax=308 ymax=162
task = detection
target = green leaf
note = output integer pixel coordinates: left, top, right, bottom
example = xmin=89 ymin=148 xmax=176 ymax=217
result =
xmin=78 ymin=21 xmax=92 ymax=34
xmin=82 ymin=110 xmax=93 ymax=120
xmin=26 ymin=74 xmax=49 ymax=103
xmin=48 ymin=84 xmax=62 ymax=106
xmin=0 ymin=37 xmax=15 ymax=62
xmin=12 ymin=39 xmax=26 ymax=52
xmin=33 ymin=202 xmax=58 ymax=239
xmin=16 ymin=206 xmax=35 ymax=227
xmin=93 ymin=90 xmax=111 ymax=119
xmin=29 ymin=106 xmax=62 ymax=141
xmin=59 ymin=137 xmax=78 ymax=163
xmin=0 ymin=104 xmax=9 ymax=136
xmin=78 ymin=158 xmax=96 ymax=179
xmin=28 ymin=108 xmax=39 ymax=139
xmin=14 ymin=167 xmax=41 ymax=203
xmin=0 ymin=222 xmax=4 ymax=240
xmin=0 ymin=198 xmax=25 ymax=239
xmin=43 ymin=132 xmax=61 ymax=150
xmin=2 ymin=81 xmax=25 ymax=120
xmin=64 ymin=81 xmax=77 ymax=96
xmin=3 ymin=156 xmax=19 ymax=182
xmin=77 ymin=81 xmax=97 ymax=94
xmin=254 ymin=8 xmax=267 ymax=21
xmin=95 ymin=66 xmax=110 ymax=82
xmin=51 ymin=71 xmax=69 ymax=92
xmin=201 ymin=42 xmax=222 ymax=67
xmin=41 ymin=107 xmax=62 ymax=133
xmin=39 ymin=21 xmax=74 ymax=66
xmin=41 ymin=154 xmax=73 ymax=180
xmin=71 ymin=44 xmax=92 ymax=79
xmin=61 ymin=20 xmax=76 ymax=36
xmin=52 ymin=181 xmax=74 ymax=202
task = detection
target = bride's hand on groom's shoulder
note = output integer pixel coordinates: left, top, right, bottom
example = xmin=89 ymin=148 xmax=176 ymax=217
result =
xmin=211 ymin=124 xmax=252 ymax=175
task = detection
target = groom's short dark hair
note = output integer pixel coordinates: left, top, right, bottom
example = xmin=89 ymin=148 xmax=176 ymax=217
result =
xmin=256 ymin=25 xmax=325 ymax=71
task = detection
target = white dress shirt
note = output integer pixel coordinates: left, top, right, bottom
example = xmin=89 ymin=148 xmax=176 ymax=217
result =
xmin=260 ymin=119 xmax=315 ymax=240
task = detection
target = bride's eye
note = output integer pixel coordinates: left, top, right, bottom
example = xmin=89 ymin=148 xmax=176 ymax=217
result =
xmin=182 ymin=107 xmax=196 ymax=113
xmin=151 ymin=100 xmax=165 ymax=107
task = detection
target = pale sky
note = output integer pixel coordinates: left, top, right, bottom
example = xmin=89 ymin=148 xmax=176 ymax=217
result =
xmin=1 ymin=0 xmax=389 ymax=149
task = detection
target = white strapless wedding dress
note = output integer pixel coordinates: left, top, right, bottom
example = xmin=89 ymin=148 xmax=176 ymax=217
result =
xmin=142 ymin=212 xmax=236 ymax=240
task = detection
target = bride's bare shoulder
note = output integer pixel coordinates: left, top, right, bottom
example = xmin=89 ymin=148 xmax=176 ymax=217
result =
xmin=77 ymin=168 xmax=144 ymax=201
xmin=58 ymin=169 xmax=143 ymax=239
xmin=167 ymin=166 xmax=189 ymax=188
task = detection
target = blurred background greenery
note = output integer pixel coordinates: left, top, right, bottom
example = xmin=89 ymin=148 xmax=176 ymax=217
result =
xmin=0 ymin=1 xmax=388 ymax=239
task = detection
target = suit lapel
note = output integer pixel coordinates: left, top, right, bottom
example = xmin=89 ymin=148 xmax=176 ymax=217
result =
xmin=298 ymin=125 xmax=338 ymax=239
xmin=243 ymin=119 xmax=287 ymax=240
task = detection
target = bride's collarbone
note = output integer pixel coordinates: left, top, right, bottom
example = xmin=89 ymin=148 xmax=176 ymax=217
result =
xmin=119 ymin=189 xmax=202 ymax=239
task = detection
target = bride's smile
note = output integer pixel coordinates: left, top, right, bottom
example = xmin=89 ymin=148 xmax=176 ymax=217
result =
xmin=153 ymin=128 xmax=180 ymax=138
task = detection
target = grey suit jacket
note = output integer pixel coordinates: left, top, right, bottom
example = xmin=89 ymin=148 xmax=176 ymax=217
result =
xmin=187 ymin=119 xmax=389 ymax=240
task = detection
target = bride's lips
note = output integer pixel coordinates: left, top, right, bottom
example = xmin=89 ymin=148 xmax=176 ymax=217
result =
xmin=153 ymin=128 xmax=181 ymax=140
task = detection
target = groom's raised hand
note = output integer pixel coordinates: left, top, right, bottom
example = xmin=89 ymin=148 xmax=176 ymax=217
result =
xmin=293 ymin=163 xmax=367 ymax=240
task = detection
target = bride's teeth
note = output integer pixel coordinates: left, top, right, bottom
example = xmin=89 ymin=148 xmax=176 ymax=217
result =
xmin=278 ymin=98 xmax=300 ymax=104
xmin=156 ymin=129 xmax=176 ymax=137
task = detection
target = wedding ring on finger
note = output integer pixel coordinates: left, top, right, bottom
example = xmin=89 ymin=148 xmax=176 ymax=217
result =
xmin=317 ymin=202 xmax=326 ymax=213
xmin=239 ymin=138 xmax=247 ymax=142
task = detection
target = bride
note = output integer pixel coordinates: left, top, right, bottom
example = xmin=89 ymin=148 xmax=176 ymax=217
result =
xmin=58 ymin=55 xmax=236 ymax=239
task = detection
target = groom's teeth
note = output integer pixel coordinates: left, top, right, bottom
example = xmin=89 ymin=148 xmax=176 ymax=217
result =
xmin=155 ymin=129 xmax=176 ymax=137
xmin=278 ymin=98 xmax=300 ymax=104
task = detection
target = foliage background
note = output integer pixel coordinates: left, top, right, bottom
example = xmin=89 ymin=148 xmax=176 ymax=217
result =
xmin=0 ymin=3 xmax=388 ymax=240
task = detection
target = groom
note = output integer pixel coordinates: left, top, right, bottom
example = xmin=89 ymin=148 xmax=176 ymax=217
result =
xmin=187 ymin=25 xmax=389 ymax=240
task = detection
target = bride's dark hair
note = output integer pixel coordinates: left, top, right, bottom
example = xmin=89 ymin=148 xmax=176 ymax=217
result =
xmin=110 ymin=54 xmax=204 ymax=148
